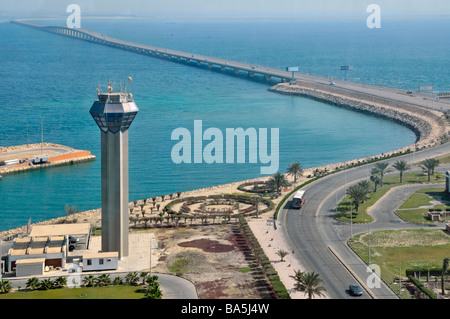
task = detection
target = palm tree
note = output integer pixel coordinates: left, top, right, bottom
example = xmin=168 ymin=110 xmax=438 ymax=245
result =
xmin=292 ymin=271 xmax=326 ymax=299
xmin=140 ymin=271 xmax=149 ymax=285
xmin=370 ymin=168 xmax=382 ymax=192
xmin=357 ymin=180 xmax=370 ymax=192
xmin=113 ymin=277 xmax=123 ymax=285
xmin=39 ymin=278 xmax=54 ymax=290
xmin=442 ymin=257 xmax=449 ymax=295
xmin=374 ymin=162 xmax=390 ymax=186
xmin=276 ymin=249 xmax=289 ymax=262
xmin=146 ymin=283 xmax=163 ymax=299
xmin=392 ymin=160 xmax=410 ymax=183
xmin=0 ymin=279 xmax=12 ymax=294
xmin=146 ymin=275 xmax=159 ymax=287
xmin=421 ymin=158 xmax=439 ymax=182
xmin=82 ymin=274 xmax=96 ymax=287
xmin=347 ymin=183 xmax=370 ymax=212
xmin=95 ymin=274 xmax=111 ymax=287
xmin=268 ymin=172 xmax=290 ymax=195
xmin=26 ymin=277 xmax=40 ymax=291
xmin=290 ymin=269 xmax=305 ymax=292
xmin=53 ymin=276 xmax=67 ymax=289
xmin=126 ymin=271 xmax=140 ymax=286
xmin=287 ymin=162 xmax=303 ymax=183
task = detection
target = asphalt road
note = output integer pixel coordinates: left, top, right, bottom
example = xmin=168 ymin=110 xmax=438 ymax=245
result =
xmin=0 ymin=270 xmax=198 ymax=299
xmin=278 ymin=141 xmax=450 ymax=299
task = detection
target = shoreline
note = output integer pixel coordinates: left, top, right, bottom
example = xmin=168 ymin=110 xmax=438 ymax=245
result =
xmin=1 ymin=81 xmax=448 ymax=236
xmin=1 ymin=92 xmax=448 ymax=299
xmin=269 ymin=82 xmax=448 ymax=153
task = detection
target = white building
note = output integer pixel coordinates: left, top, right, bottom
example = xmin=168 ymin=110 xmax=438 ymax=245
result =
xmin=80 ymin=252 xmax=119 ymax=272
xmin=15 ymin=258 xmax=45 ymax=277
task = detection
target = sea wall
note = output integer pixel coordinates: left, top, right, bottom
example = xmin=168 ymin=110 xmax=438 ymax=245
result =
xmin=268 ymin=82 xmax=447 ymax=153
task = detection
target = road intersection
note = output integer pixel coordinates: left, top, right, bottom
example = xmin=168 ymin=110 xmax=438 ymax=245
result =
xmin=278 ymin=141 xmax=450 ymax=299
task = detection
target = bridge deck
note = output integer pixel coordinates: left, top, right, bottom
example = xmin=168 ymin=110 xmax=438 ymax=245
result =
xmin=9 ymin=20 xmax=450 ymax=111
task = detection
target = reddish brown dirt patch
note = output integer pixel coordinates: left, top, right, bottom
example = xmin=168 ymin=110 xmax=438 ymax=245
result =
xmin=178 ymin=239 xmax=234 ymax=253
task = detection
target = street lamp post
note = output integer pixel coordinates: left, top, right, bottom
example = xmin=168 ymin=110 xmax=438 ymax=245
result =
xmin=150 ymin=238 xmax=152 ymax=277
xmin=365 ymin=219 xmax=371 ymax=265
xmin=394 ymin=245 xmax=401 ymax=295
xmin=350 ymin=203 xmax=353 ymax=237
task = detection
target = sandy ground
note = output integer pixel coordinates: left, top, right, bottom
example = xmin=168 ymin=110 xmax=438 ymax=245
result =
xmin=148 ymin=225 xmax=275 ymax=299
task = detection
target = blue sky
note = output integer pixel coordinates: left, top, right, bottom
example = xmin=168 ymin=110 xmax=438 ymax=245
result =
xmin=1 ymin=0 xmax=449 ymax=18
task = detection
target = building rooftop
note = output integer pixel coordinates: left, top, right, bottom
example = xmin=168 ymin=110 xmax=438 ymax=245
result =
xmin=82 ymin=251 xmax=119 ymax=259
xmin=29 ymin=223 xmax=90 ymax=238
xmin=15 ymin=258 xmax=46 ymax=265
xmin=9 ymin=236 xmax=66 ymax=257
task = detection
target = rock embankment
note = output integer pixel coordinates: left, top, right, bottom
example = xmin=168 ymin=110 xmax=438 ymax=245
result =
xmin=269 ymin=82 xmax=447 ymax=152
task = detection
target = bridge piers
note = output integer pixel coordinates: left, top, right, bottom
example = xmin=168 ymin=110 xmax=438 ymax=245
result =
xmin=12 ymin=21 xmax=299 ymax=87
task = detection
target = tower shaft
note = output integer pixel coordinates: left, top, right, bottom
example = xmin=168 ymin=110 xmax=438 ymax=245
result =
xmin=101 ymin=130 xmax=129 ymax=258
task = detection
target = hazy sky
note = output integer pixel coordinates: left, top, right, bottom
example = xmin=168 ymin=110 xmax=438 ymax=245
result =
xmin=1 ymin=0 xmax=449 ymax=18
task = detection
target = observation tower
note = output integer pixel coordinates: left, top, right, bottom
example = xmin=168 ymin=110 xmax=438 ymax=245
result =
xmin=89 ymin=78 xmax=138 ymax=258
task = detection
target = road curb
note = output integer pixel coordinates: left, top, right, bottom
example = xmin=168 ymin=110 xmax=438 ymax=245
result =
xmin=328 ymin=246 xmax=377 ymax=299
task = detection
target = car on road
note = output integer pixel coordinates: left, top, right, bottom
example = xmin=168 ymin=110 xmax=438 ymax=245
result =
xmin=349 ymin=284 xmax=363 ymax=296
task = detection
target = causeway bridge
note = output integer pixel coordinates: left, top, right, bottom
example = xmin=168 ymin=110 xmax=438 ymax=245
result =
xmin=10 ymin=20 xmax=292 ymax=83
xmin=10 ymin=19 xmax=450 ymax=111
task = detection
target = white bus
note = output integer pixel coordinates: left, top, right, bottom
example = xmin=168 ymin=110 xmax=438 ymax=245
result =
xmin=292 ymin=190 xmax=306 ymax=209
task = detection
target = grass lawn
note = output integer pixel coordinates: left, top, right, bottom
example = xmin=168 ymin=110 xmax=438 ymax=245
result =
xmin=432 ymin=153 xmax=450 ymax=165
xmin=396 ymin=188 xmax=450 ymax=223
xmin=0 ymin=285 xmax=147 ymax=299
xmin=348 ymin=229 xmax=450 ymax=299
xmin=336 ymin=172 xmax=445 ymax=224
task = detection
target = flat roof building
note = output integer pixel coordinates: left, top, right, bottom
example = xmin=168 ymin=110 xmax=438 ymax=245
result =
xmin=80 ymin=251 xmax=119 ymax=272
xmin=29 ymin=223 xmax=91 ymax=249
xmin=8 ymin=236 xmax=67 ymax=274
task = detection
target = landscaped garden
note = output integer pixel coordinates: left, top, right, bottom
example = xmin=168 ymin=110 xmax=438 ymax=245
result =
xmin=396 ymin=187 xmax=450 ymax=223
xmin=336 ymin=158 xmax=445 ymax=224
xmin=348 ymin=229 xmax=450 ymax=299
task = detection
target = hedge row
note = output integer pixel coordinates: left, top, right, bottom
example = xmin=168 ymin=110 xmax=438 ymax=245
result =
xmin=407 ymin=275 xmax=437 ymax=299
xmin=165 ymin=194 xmax=275 ymax=217
xmin=406 ymin=268 xmax=445 ymax=278
xmin=239 ymin=216 xmax=290 ymax=299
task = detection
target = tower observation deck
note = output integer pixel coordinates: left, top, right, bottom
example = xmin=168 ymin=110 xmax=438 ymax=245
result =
xmin=90 ymin=79 xmax=139 ymax=258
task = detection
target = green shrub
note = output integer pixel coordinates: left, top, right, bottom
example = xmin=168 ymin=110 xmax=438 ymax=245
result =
xmin=408 ymin=276 xmax=437 ymax=299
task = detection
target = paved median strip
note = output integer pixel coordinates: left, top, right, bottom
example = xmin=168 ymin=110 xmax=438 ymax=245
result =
xmin=328 ymin=246 xmax=377 ymax=299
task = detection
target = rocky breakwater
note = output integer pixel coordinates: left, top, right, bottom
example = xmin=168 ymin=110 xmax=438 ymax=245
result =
xmin=269 ymin=81 xmax=447 ymax=153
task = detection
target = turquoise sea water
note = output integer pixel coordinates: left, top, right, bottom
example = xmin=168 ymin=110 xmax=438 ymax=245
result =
xmin=1 ymin=18 xmax=448 ymax=231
